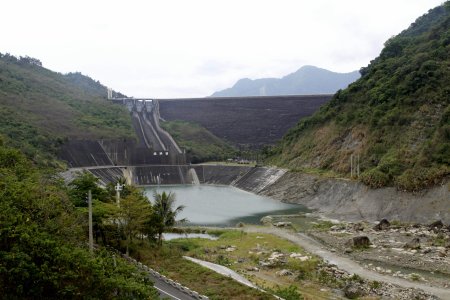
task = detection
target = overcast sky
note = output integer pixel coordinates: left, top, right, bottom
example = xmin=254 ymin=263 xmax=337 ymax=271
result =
xmin=1 ymin=0 xmax=444 ymax=98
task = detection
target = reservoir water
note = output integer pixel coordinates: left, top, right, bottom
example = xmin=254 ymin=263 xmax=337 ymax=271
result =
xmin=145 ymin=185 xmax=308 ymax=226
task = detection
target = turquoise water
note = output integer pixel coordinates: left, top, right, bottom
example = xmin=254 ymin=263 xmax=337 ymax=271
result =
xmin=145 ymin=185 xmax=308 ymax=226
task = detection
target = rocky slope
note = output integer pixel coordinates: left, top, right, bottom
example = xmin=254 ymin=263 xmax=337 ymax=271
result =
xmin=259 ymin=172 xmax=450 ymax=223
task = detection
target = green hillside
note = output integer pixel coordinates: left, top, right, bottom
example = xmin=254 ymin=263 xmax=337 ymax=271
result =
xmin=0 ymin=53 xmax=134 ymax=166
xmin=269 ymin=2 xmax=450 ymax=191
xmin=161 ymin=120 xmax=237 ymax=163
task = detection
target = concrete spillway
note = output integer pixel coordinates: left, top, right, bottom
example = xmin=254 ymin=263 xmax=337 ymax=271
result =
xmin=59 ymin=99 xmax=186 ymax=167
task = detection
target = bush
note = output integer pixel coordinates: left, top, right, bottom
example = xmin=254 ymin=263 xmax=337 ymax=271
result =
xmin=269 ymin=285 xmax=303 ymax=300
xmin=360 ymin=168 xmax=390 ymax=188
xmin=395 ymin=166 xmax=449 ymax=191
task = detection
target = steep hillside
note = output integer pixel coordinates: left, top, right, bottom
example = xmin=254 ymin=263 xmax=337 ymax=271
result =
xmin=0 ymin=54 xmax=134 ymax=165
xmin=212 ymin=66 xmax=360 ymax=97
xmin=269 ymin=3 xmax=450 ymax=191
xmin=160 ymin=120 xmax=237 ymax=163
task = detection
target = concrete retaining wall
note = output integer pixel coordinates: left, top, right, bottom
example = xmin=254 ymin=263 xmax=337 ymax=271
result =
xmin=192 ymin=165 xmax=252 ymax=185
xmin=233 ymin=167 xmax=286 ymax=193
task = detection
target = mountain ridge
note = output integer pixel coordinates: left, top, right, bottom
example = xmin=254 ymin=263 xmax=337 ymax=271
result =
xmin=211 ymin=65 xmax=360 ymax=97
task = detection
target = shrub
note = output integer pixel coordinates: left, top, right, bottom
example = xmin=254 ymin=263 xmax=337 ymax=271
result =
xmin=360 ymin=168 xmax=390 ymax=188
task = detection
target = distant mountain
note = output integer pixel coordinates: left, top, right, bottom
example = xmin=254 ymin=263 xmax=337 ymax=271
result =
xmin=211 ymin=66 xmax=360 ymax=97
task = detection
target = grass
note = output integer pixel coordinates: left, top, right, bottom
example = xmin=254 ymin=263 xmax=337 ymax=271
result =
xmin=148 ymin=229 xmax=341 ymax=299
xmin=311 ymin=221 xmax=335 ymax=232
xmin=133 ymin=240 xmax=272 ymax=299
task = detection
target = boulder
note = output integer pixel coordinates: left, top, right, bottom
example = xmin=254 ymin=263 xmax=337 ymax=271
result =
xmin=373 ymin=219 xmax=390 ymax=231
xmin=260 ymin=216 xmax=273 ymax=225
xmin=346 ymin=236 xmax=371 ymax=248
xmin=353 ymin=222 xmax=364 ymax=231
xmin=429 ymin=220 xmax=444 ymax=231
xmin=343 ymin=283 xmax=364 ymax=299
xmin=404 ymin=237 xmax=421 ymax=250
xmin=276 ymin=269 xmax=293 ymax=276
xmin=274 ymin=221 xmax=292 ymax=227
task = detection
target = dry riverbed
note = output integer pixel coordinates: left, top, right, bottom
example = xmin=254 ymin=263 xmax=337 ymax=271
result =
xmin=306 ymin=219 xmax=450 ymax=288
xmin=169 ymin=221 xmax=449 ymax=299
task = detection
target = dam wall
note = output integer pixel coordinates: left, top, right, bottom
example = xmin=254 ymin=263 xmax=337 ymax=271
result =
xmin=88 ymin=167 xmax=125 ymax=186
xmin=192 ymin=165 xmax=252 ymax=185
xmin=59 ymin=139 xmax=185 ymax=168
xmin=233 ymin=167 xmax=287 ymax=193
xmin=59 ymin=140 xmax=114 ymax=168
xmin=78 ymin=165 xmax=284 ymax=193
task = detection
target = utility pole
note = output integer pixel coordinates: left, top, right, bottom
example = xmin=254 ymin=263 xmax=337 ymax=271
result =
xmin=357 ymin=154 xmax=360 ymax=178
xmin=350 ymin=154 xmax=354 ymax=178
xmin=115 ymin=183 xmax=123 ymax=207
xmin=88 ymin=190 xmax=93 ymax=255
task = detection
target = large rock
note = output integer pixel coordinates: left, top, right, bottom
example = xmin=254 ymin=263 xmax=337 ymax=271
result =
xmin=429 ymin=220 xmax=444 ymax=231
xmin=353 ymin=222 xmax=364 ymax=231
xmin=373 ymin=219 xmax=390 ymax=231
xmin=344 ymin=283 xmax=364 ymax=299
xmin=404 ymin=237 xmax=421 ymax=249
xmin=276 ymin=269 xmax=293 ymax=276
xmin=260 ymin=216 xmax=273 ymax=225
xmin=346 ymin=236 xmax=371 ymax=248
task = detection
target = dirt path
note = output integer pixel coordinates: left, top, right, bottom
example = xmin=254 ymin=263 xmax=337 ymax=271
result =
xmin=243 ymin=226 xmax=450 ymax=300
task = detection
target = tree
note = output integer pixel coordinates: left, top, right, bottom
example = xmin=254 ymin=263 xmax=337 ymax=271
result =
xmin=118 ymin=188 xmax=152 ymax=255
xmin=0 ymin=143 xmax=158 ymax=299
xmin=68 ymin=171 xmax=109 ymax=206
xmin=151 ymin=191 xmax=186 ymax=245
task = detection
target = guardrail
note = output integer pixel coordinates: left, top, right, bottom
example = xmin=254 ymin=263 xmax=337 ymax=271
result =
xmin=107 ymin=247 xmax=209 ymax=300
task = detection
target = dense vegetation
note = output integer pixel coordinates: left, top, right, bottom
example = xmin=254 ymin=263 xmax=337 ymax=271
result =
xmin=0 ymin=53 xmax=134 ymax=166
xmin=0 ymin=137 xmax=158 ymax=299
xmin=269 ymin=2 xmax=450 ymax=191
xmin=161 ymin=120 xmax=237 ymax=163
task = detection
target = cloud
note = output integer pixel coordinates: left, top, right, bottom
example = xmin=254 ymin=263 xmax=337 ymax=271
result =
xmin=0 ymin=0 xmax=443 ymax=98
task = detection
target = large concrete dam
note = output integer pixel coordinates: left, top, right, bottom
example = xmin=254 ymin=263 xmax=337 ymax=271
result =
xmin=60 ymin=94 xmax=331 ymax=190
xmin=158 ymin=95 xmax=332 ymax=147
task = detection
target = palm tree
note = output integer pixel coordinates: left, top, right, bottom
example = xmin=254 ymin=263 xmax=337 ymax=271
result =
xmin=152 ymin=191 xmax=186 ymax=245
